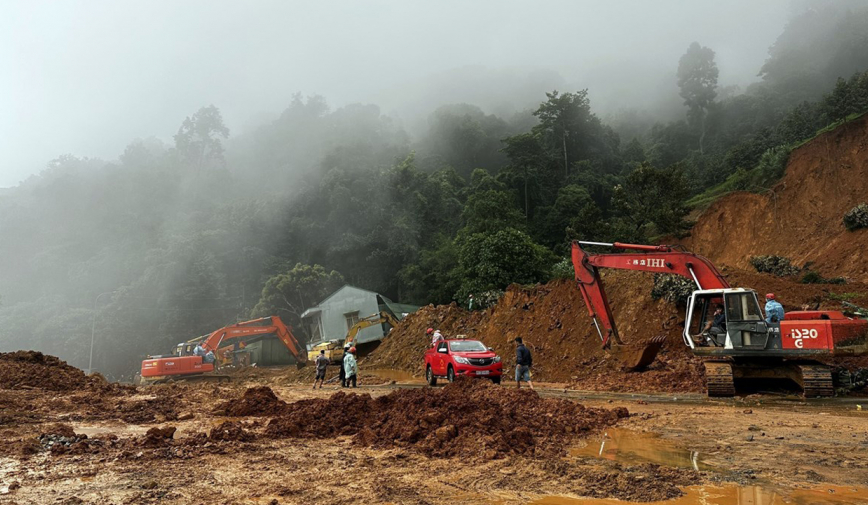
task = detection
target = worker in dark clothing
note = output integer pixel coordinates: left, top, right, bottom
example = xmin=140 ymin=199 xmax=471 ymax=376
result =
xmin=697 ymin=304 xmax=726 ymax=346
xmin=313 ymin=350 xmax=329 ymax=389
xmin=514 ymin=337 xmax=534 ymax=390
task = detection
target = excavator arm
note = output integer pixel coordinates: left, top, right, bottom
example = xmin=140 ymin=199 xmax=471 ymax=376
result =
xmin=571 ymin=241 xmax=729 ymax=368
xmin=201 ymin=316 xmax=308 ymax=365
xmin=345 ymin=311 xmax=401 ymax=346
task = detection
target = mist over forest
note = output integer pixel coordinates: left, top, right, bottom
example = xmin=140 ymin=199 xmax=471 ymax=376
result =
xmin=2 ymin=0 xmax=868 ymax=379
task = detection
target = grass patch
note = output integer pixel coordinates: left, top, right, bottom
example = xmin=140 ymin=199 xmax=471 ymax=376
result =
xmin=828 ymin=292 xmax=861 ymax=301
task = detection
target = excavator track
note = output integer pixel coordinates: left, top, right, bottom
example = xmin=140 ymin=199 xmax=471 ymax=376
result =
xmin=704 ymin=361 xmax=735 ymax=397
xmin=798 ymin=364 xmax=834 ymax=398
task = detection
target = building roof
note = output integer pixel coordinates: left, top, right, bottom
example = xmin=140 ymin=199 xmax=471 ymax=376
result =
xmin=301 ymin=284 xmax=379 ymax=319
xmin=301 ymin=284 xmax=420 ymax=320
xmin=380 ymin=299 xmax=420 ymax=319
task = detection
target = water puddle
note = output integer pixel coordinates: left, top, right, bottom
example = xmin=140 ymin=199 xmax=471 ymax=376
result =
xmin=530 ymin=484 xmax=867 ymax=505
xmin=366 ymin=369 xmax=424 ymax=383
xmin=570 ymin=428 xmax=710 ymax=471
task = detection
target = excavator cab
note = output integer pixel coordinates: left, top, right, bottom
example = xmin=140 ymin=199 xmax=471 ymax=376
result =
xmin=684 ymin=289 xmax=770 ymax=351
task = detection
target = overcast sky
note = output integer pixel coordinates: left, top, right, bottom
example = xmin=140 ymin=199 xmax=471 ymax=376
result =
xmin=0 ymin=0 xmax=792 ymax=188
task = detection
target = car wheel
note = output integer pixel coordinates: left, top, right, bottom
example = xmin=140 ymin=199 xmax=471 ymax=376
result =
xmin=426 ymin=365 xmax=437 ymax=386
xmin=491 ymin=376 xmax=501 ymax=385
xmin=447 ymin=365 xmax=455 ymax=383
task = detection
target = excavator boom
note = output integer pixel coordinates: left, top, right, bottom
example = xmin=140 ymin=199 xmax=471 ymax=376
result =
xmin=571 ymin=241 xmax=728 ymax=369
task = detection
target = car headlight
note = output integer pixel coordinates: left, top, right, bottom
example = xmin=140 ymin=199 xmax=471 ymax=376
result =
xmin=492 ymin=356 xmax=501 ymax=363
xmin=454 ymin=356 xmax=470 ymax=364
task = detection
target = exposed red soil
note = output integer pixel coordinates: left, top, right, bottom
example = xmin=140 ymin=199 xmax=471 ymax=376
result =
xmin=209 ymin=421 xmax=256 ymax=442
xmin=0 ymin=351 xmax=92 ymax=391
xmin=685 ymin=114 xmax=868 ymax=282
xmin=213 ymin=385 xmax=288 ymax=416
xmin=363 ymin=274 xmax=705 ymax=392
xmin=265 ymin=378 xmax=628 ymax=458
xmin=364 ymin=118 xmax=868 ymax=393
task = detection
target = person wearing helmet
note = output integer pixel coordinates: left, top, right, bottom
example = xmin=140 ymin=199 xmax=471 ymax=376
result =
xmin=339 ymin=342 xmax=351 ymax=387
xmin=765 ymin=293 xmax=785 ymax=324
xmin=426 ymin=328 xmax=434 ymax=346
xmin=343 ymin=346 xmax=358 ymax=388
xmin=431 ymin=329 xmax=444 ymax=347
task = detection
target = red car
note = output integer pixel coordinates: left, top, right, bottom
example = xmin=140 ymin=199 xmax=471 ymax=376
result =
xmin=424 ymin=339 xmax=503 ymax=385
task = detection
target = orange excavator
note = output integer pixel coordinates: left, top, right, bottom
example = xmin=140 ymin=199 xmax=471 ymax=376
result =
xmin=572 ymin=241 xmax=868 ymax=396
xmin=139 ymin=316 xmax=307 ymax=384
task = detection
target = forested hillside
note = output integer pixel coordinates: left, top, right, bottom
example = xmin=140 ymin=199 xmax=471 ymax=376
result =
xmin=2 ymin=3 xmax=868 ymax=379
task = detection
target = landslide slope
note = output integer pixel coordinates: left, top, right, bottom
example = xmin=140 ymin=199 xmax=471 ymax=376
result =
xmin=363 ymin=274 xmax=703 ymax=392
xmin=364 ymin=117 xmax=868 ymax=392
xmin=685 ymin=114 xmax=868 ymax=281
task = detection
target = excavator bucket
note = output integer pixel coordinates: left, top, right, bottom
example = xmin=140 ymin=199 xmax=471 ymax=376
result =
xmin=610 ymin=335 xmax=666 ymax=370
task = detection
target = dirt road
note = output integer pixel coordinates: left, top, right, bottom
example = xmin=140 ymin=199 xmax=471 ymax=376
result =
xmin=2 ymin=366 xmax=868 ymax=505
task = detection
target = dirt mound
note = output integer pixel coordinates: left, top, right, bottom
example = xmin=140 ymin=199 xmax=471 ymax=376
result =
xmin=209 ymin=421 xmax=255 ymax=442
xmin=213 ymin=386 xmax=288 ymax=416
xmin=364 ymin=275 xmax=702 ymax=392
xmin=686 ymin=114 xmax=868 ymax=281
xmin=140 ymin=426 xmax=176 ymax=447
xmin=0 ymin=351 xmax=91 ymax=391
xmin=266 ymin=377 xmax=627 ymax=458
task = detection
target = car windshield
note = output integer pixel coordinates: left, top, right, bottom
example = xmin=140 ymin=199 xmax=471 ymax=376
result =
xmin=449 ymin=341 xmax=487 ymax=352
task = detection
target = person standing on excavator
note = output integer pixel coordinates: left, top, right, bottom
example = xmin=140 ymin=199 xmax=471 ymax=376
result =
xmin=344 ymin=346 xmax=358 ymax=388
xmin=765 ymin=293 xmax=785 ymax=324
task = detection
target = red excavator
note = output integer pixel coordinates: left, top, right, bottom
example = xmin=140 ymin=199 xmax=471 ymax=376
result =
xmin=572 ymin=241 xmax=868 ymax=397
xmin=139 ymin=316 xmax=307 ymax=384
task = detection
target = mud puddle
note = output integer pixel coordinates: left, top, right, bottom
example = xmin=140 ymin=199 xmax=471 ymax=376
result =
xmin=570 ymin=428 xmax=709 ymax=471
xmin=531 ymin=484 xmax=868 ymax=505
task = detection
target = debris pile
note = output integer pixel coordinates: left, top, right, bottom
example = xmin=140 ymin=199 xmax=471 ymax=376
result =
xmin=213 ymin=386 xmax=288 ymax=416
xmin=0 ymin=351 xmax=91 ymax=391
xmin=266 ymin=378 xmax=628 ymax=458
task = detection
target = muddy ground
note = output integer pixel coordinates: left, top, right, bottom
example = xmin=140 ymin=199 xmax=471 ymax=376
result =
xmin=2 ymin=354 xmax=867 ymax=505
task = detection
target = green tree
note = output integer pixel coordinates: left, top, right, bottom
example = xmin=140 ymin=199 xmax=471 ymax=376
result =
xmin=174 ymin=105 xmax=230 ymax=169
xmin=533 ymin=90 xmax=594 ymax=177
xmin=455 ymin=228 xmax=554 ymax=300
xmin=677 ymin=42 xmax=718 ymax=154
xmin=612 ymin=163 xmax=691 ymax=238
xmin=251 ymin=263 xmax=344 ymax=331
xmin=461 ymin=170 xmax=525 ymax=234
xmin=532 ymin=185 xmax=603 ymax=253
xmin=500 ymin=132 xmax=546 ymax=217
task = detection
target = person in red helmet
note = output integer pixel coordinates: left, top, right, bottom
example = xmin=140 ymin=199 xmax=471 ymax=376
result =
xmin=426 ymin=327 xmax=434 ymax=346
xmin=343 ymin=346 xmax=358 ymax=388
xmin=765 ymin=293 xmax=785 ymax=324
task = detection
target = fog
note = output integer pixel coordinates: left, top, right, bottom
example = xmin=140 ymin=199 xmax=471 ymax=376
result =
xmin=0 ymin=0 xmax=792 ymax=188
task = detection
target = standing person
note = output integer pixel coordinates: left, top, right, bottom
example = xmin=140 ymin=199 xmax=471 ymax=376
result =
xmin=765 ymin=293 xmax=785 ymax=323
xmin=313 ymin=350 xmax=329 ymax=389
xmin=468 ymin=294 xmax=474 ymax=311
xmin=431 ymin=329 xmax=445 ymax=347
xmin=514 ymin=337 xmax=534 ymax=390
xmin=344 ymin=346 xmax=358 ymax=388
xmin=426 ymin=328 xmax=434 ymax=346
xmin=339 ymin=343 xmax=350 ymax=387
